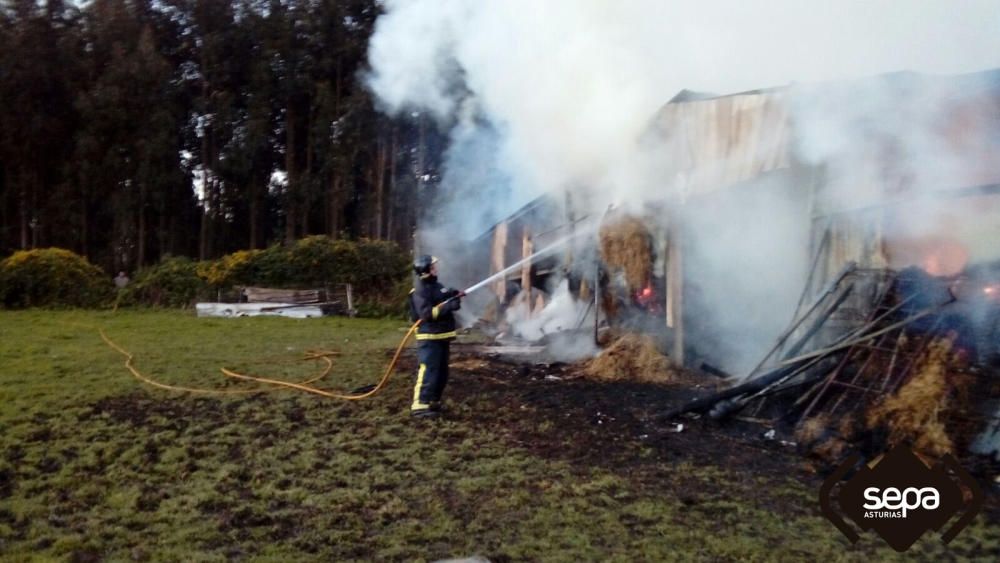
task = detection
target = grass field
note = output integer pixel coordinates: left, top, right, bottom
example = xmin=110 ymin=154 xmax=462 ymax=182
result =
xmin=1 ymin=310 xmax=998 ymax=562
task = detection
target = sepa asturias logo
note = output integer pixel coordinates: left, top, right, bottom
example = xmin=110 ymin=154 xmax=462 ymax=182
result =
xmin=820 ymin=444 xmax=983 ymax=552
xmin=862 ymin=485 xmax=940 ymax=519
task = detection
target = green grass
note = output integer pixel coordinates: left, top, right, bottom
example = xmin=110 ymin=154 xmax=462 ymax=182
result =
xmin=0 ymin=310 xmax=997 ymax=561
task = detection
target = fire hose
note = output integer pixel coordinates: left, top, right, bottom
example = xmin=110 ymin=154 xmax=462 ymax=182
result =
xmin=99 ymin=233 xmax=578 ymax=400
xmin=101 ymin=290 xmax=459 ymax=400
xmin=98 ymin=320 xmax=422 ymax=400
xmin=216 ymin=289 xmax=469 ymax=398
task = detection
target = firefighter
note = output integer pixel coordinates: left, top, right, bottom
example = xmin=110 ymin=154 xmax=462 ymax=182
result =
xmin=408 ymin=255 xmax=463 ymax=418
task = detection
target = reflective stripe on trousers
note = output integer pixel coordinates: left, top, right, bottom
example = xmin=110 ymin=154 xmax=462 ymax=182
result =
xmin=411 ymin=339 xmax=449 ymax=411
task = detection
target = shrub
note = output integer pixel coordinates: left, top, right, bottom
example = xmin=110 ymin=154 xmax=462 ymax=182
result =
xmin=353 ymin=274 xmax=413 ymax=319
xmin=198 ymin=249 xmax=264 ymax=288
xmin=0 ymin=248 xmax=114 ymax=308
xmin=113 ymin=236 xmax=412 ymax=315
xmin=119 ymin=256 xmax=208 ymax=307
xmin=354 ymin=238 xmax=410 ymax=291
xmin=287 ymin=236 xmax=360 ymax=286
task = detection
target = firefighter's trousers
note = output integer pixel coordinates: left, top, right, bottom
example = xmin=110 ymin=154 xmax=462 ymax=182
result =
xmin=412 ymin=339 xmax=450 ymax=412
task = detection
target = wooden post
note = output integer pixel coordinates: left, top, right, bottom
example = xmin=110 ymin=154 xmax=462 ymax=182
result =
xmin=521 ymin=225 xmax=533 ymax=316
xmin=491 ymin=221 xmax=508 ymax=303
xmin=667 ymin=220 xmax=685 ymax=365
xmin=565 ymin=190 xmax=575 ymax=269
xmin=594 ymin=262 xmax=600 ymax=346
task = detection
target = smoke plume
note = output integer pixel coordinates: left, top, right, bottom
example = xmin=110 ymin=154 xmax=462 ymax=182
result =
xmin=365 ymin=0 xmax=1000 ymax=372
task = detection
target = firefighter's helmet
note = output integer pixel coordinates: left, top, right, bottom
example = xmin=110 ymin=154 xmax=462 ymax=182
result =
xmin=413 ymin=254 xmax=438 ymax=276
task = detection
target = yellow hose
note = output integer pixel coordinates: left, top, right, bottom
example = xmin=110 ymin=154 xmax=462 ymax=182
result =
xmin=219 ymin=321 xmax=420 ymax=399
xmin=97 ymin=320 xmax=421 ymax=400
xmin=99 ymin=328 xmax=336 ymax=394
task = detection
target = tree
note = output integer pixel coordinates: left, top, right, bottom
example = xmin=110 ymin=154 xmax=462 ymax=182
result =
xmin=0 ymin=0 xmax=434 ymax=273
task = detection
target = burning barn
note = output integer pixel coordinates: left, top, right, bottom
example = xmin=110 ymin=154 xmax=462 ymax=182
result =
xmin=441 ymin=68 xmax=1000 ymax=462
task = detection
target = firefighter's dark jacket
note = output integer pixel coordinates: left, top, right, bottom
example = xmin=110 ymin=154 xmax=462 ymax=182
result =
xmin=409 ymin=274 xmax=461 ymax=340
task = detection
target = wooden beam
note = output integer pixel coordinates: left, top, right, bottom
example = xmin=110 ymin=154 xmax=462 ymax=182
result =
xmin=491 ymin=221 xmax=508 ymax=303
xmin=521 ymin=225 xmax=533 ymax=316
xmin=667 ymin=219 xmax=685 ymax=365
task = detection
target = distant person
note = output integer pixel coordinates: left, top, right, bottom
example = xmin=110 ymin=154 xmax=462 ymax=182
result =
xmin=408 ymin=255 xmax=463 ymax=418
xmin=114 ymin=271 xmax=130 ymax=289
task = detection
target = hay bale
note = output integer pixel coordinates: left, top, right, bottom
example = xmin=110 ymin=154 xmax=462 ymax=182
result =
xmin=599 ymin=215 xmax=652 ymax=291
xmin=796 ymin=414 xmax=861 ymax=467
xmin=812 ymin=436 xmax=850 ymax=466
xmin=795 ymin=415 xmax=830 ymax=445
xmin=866 ymin=338 xmax=971 ymax=459
xmin=584 ymin=333 xmax=674 ymax=383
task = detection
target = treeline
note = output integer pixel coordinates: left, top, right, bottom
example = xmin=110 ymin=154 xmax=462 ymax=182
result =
xmin=0 ymin=0 xmax=446 ymax=274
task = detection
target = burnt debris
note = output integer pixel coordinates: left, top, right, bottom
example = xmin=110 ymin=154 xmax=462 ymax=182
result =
xmin=659 ymin=263 xmax=1000 ymax=466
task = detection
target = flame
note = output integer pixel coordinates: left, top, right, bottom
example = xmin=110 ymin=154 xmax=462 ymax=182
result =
xmin=899 ymin=236 xmax=970 ymax=277
xmin=890 ymin=235 xmax=970 ymax=277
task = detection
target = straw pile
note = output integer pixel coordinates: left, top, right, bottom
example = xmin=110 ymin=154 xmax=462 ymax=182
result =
xmin=795 ymin=413 xmax=861 ymax=466
xmin=599 ymin=215 xmax=653 ymax=291
xmin=866 ymin=338 xmax=972 ymax=459
xmin=584 ymin=333 xmax=675 ymax=383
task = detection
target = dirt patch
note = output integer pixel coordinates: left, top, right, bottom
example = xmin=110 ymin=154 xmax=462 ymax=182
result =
xmin=444 ymin=348 xmax=1000 ymax=522
xmin=448 ymin=351 xmax=795 ymax=477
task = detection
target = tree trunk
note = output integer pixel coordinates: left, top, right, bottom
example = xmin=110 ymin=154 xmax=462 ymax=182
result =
xmin=328 ymin=175 xmax=341 ymax=239
xmin=284 ymin=103 xmax=298 ymax=244
xmin=137 ymin=181 xmax=146 ymax=266
xmin=249 ymin=175 xmax=260 ymax=249
xmin=372 ymin=135 xmax=388 ymax=240
xmin=158 ymin=191 xmax=167 ymax=262
xmin=199 ymin=128 xmax=211 ymax=260
xmin=81 ymin=184 xmax=90 ymax=259
xmin=301 ymin=110 xmax=313 ymax=236
xmin=19 ymin=182 xmax=28 ymax=249
xmin=387 ymin=127 xmax=397 ymax=243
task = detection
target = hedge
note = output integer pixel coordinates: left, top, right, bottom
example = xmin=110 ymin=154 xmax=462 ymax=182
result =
xmin=0 ymin=248 xmax=114 ymax=308
xmin=119 ymin=256 xmax=208 ymax=308
xmin=0 ymin=238 xmax=412 ymax=316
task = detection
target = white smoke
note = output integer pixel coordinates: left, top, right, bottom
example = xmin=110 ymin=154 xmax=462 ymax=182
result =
xmin=365 ymin=0 xmax=1000 ymax=370
xmin=366 ymin=0 xmax=1000 ymax=225
xmin=504 ymin=280 xmax=585 ymax=341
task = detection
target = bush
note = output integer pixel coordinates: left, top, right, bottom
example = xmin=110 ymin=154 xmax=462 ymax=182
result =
xmin=0 ymin=248 xmax=114 ymax=308
xmin=210 ymin=235 xmax=409 ymax=293
xmin=116 ymin=236 xmax=412 ymax=315
xmin=119 ymin=256 xmax=208 ymax=307
xmin=355 ymin=239 xmax=411 ymax=291
xmin=287 ymin=236 xmax=360 ymax=286
xmin=198 ymin=249 xmax=263 ymax=288
xmin=354 ymin=275 xmax=413 ymax=319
